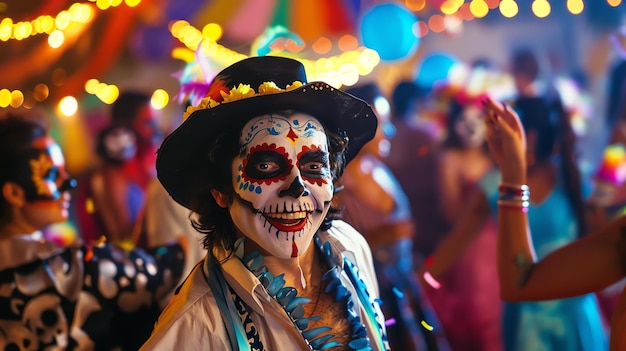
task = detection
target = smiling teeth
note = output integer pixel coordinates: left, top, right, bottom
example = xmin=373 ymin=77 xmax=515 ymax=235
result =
xmin=264 ymin=212 xmax=307 ymax=220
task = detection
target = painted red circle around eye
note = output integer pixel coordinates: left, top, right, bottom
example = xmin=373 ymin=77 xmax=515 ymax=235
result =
xmin=297 ymin=144 xmax=329 ymax=186
xmin=241 ymin=143 xmax=293 ymax=185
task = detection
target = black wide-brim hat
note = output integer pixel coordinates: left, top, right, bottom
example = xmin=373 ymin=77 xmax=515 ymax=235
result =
xmin=157 ymin=56 xmax=377 ymax=210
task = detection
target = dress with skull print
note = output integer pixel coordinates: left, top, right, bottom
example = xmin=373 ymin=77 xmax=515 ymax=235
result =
xmin=0 ymin=237 xmax=185 ymax=351
xmin=0 ymin=132 xmax=185 ymax=351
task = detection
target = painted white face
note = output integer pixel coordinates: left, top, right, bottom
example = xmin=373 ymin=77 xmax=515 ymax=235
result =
xmin=230 ymin=112 xmax=334 ymax=259
xmin=455 ymin=105 xmax=486 ymax=148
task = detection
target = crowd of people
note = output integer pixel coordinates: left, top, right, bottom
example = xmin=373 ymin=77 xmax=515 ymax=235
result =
xmin=1 ymin=43 xmax=626 ymax=351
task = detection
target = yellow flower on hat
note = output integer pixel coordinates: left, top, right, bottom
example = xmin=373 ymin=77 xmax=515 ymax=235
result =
xmin=258 ymin=82 xmax=282 ymax=95
xmin=222 ymin=83 xmax=256 ymax=103
xmin=183 ymin=96 xmax=219 ymax=121
xmin=182 ymin=81 xmax=305 ymax=121
xmin=286 ymin=81 xmax=303 ymax=91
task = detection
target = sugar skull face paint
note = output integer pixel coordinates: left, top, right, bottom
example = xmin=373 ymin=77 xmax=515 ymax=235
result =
xmin=455 ymin=105 xmax=486 ymax=148
xmin=230 ymin=113 xmax=334 ymax=259
xmin=17 ymin=137 xmax=75 ymax=202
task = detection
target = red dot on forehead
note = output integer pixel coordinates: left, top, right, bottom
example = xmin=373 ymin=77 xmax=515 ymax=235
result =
xmin=286 ymin=128 xmax=298 ymax=143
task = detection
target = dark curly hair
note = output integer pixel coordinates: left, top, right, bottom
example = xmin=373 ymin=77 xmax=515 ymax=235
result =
xmin=187 ymin=111 xmax=349 ymax=254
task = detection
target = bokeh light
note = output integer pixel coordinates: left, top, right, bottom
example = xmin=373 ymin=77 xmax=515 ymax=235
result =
xmin=428 ymin=14 xmax=446 ymax=33
xmin=202 ymin=23 xmax=223 ymax=41
xmin=125 ymin=0 xmax=141 ymax=7
xmin=0 ymin=89 xmax=10 ymax=108
xmin=338 ymin=34 xmax=358 ymax=52
xmin=48 ymin=30 xmax=64 ymax=48
xmin=97 ymin=85 xmax=119 ymax=104
xmin=566 ymin=0 xmax=584 ymax=14
xmin=58 ymin=96 xmax=78 ymax=116
xmin=405 ymin=0 xmax=426 ymax=11
xmin=360 ymin=2 xmax=419 ymax=61
xmin=151 ymin=89 xmax=169 ymax=109
xmin=470 ymin=0 xmax=490 ymax=18
xmin=415 ymin=52 xmax=460 ymax=89
xmin=414 ymin=21 xmax=429 ymax=38
xmin=500 ymin=0 xmax=519 ymax=17
xmin=312 ymin=37 xmax=332 ymax=54
xmin=55 ymin=10 xmax=71 ymax=30
xmin=34 ymin=84 xmax=50 ymax=102
xmin=10 ymin=90 xmax=24 ymax=108
xmin=532 ymin=0 xmax=551 ymax=18
xmin=84 ymin=79 xmax=100 ymax=94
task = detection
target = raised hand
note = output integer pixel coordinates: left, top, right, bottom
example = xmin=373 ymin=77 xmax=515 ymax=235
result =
xmin=483 ymin=97 xmax=527 ymax=184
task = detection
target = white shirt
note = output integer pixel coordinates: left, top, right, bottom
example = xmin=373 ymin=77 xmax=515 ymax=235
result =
xmin=140 ymin=220 xmax=388 ymax=351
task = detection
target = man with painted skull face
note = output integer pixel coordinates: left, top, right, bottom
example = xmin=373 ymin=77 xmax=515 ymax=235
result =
xmin=140 ymin=56 xmax=390 ymax=350
xmin=0 ymin=112 xmax=185 ymax=351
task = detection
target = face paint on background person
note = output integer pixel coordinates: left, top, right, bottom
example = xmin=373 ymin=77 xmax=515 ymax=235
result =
xmin=15 ymin=137 xmax=75 ymax=204
xmin=230 ymin=113 xmax=334 ymax=259
xmin=455 ymin=105 xmax=487 ymax=148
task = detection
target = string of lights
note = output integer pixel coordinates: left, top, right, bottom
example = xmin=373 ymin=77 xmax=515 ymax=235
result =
xmin=0 ymin=0 xmax=622 ymax=114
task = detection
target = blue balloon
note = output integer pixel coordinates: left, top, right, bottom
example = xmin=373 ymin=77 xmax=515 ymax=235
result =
xmin=415 ymin=52 xmax=460 ymax=89
xmin=360 ymin=3 xmax=419 ymax=62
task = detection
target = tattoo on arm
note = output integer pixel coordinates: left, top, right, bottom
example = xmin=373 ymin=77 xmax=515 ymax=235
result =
xmin=515 ymin=253 xmax=535 ymax=288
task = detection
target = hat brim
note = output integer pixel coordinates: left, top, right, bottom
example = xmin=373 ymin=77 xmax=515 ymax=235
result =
xmin=157 ymin=81 xmax=377 ymax=210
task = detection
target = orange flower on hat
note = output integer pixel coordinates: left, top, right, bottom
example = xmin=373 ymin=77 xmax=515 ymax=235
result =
xmin=205 ymin=78 xmax=230 ymax=103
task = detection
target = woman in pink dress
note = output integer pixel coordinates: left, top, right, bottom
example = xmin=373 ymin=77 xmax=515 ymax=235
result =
xmin=422 ymin=92 xmax=503 ymax=351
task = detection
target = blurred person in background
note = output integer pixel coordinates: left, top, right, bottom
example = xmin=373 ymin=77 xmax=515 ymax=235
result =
xmin=482 ymin=95 xmax=626 ymax=350
xmin=75 ymin=91 xmax=162 ymax=248
xmin=385 ymin=80 xmax=449 ymax=266
xmin=422 ymin=95 xmax=608 ymax=351
xmin=0 ymin=111 xmax=184 ymax=351
xmin=422 ymin=90 xmax=502 ymax=351
xmin=335 ymin=82 xmax=450 ymax=351
xmin=143 ymin=170 xmax=207 ymax=305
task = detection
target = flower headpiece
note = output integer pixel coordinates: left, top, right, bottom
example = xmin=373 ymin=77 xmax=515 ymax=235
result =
xmin=183 ymin=81 xmax=304 ymax=121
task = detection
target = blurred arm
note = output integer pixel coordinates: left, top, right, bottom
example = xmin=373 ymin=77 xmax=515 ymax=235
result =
xmin=422 ymin=189 xmax=491 ymax=280
xmin=498 ymin=206 xmax=626 ymax=301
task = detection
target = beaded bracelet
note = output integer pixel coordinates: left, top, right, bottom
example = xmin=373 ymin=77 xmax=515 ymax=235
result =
xmin=497 ymin=199 xmax=530 ymax=212
xmin=498 ymin=183 xmax=530 ymax=212
xmin=498 ymin=183 xmax=530 ymax=196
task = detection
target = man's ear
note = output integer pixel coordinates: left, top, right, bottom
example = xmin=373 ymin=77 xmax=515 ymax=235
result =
xmin=2 ymin=182 xmax=26 ymax=207
xmin=210 ymin=189 xmax=229 ymax=208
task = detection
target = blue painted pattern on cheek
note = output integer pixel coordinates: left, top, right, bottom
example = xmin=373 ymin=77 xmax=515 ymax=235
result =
xmin=236 ymin=164 xmax=244 ymax=190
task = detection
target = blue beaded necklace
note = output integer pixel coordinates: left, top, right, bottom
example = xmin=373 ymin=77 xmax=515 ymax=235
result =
xmin=204 ymin=233 xmax=389 ymax=350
